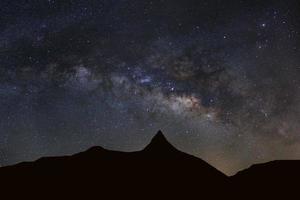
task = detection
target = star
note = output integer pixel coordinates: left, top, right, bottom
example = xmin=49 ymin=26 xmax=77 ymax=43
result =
xmin=261 ymin=23 xmax=266 ymax=28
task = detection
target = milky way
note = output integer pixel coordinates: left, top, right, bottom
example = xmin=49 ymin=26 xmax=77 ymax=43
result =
xmin=0 ymin=0 xmax=299 ymax=175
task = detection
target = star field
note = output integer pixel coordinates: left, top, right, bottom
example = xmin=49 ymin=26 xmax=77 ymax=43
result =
xmin=0 ymin=0 xmax=299 ymax=175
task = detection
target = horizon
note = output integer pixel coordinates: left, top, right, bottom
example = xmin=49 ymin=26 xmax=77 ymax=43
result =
xmin=0 ymin=130 xmax=265 ymax=176
xmin=0 ymin=130 xmax=297 ymax=176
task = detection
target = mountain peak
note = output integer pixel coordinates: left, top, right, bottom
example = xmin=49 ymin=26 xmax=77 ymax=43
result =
xmin=153 ymin=130 xmax=166 ymax=140
xmin=143 ymin=130 xmax=177 ymax=152
xmin=87 ymin=146 xmax=106 ymax=152
xmin=83 ymin=146 xmax=107 ymax=155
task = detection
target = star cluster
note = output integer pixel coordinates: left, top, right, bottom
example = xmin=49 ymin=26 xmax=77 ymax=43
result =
xmin=0 ymin=0 xmax=299 ymax=175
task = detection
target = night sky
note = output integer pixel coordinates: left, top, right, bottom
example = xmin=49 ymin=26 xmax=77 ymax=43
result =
xmin=0 ymin=0 xmax=299 ymax=175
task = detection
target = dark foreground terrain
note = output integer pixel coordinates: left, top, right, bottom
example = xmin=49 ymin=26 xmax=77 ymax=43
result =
xmin=0 ymin=131 xmax=299 ymax=199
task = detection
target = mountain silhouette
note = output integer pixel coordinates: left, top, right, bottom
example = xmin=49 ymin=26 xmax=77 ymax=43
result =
xmin=143 ymin=130 xmax=176 ymax=152
xmin=0 ymin=131 xmax=299 ymax=199
xmin=0 ymin=131 xmax=228 ymax=199
xmin=231 ymin=160 xmax=300 ymax=199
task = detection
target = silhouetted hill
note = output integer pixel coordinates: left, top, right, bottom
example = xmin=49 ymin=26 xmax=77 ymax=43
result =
xmin=231 ymin=160 xmax=300 ymax=198
xmin=0 ymin=131 xmax=228 ymax=199
xmin=1 ymin=131 xmax=300 ymax=199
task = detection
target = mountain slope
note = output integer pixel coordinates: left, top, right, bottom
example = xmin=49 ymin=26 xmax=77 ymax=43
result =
xmin=2 ymin=131 xmax=299 ymax=199
xmin=231 ymin=160 xmax=300 ymax=198
xmin=0 ymin=131 xmax=228 ymax=199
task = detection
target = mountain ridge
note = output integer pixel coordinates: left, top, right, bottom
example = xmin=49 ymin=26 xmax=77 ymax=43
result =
xmin=1 ymin=131 xmax=300 ymax=199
